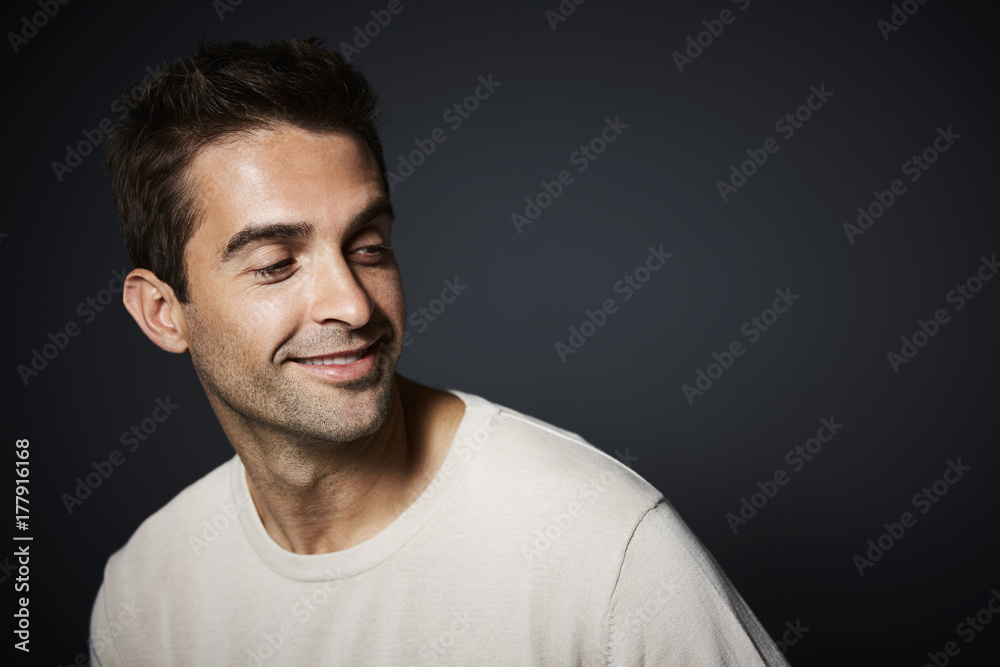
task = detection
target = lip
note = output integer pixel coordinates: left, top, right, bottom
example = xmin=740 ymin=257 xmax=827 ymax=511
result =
xmin=294 ymin=341 xmax=376 ymax=361
xmin=289 ymin=340 xmax=381 ymax=382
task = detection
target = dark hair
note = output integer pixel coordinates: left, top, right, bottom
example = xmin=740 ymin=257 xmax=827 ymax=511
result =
xmin=105 ymin=38 xmax=388 ymax=303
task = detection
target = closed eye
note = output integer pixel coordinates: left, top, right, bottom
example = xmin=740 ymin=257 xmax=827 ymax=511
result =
xmin=252 ymin=258 xmax=296 ymax=278
xmin=353 ymin=243 xmax=393 ymax=262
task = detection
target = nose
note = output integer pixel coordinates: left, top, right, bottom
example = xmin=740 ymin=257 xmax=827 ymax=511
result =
xmin=307 ymin=253 xmax=374 ymax=328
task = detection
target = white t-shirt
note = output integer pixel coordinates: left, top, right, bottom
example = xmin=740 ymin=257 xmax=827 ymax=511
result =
xmin=90 ymin=389 xmax=789 ymax=666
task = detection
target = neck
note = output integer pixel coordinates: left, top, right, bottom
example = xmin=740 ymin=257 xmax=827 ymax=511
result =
xmin=224 ymin=374 xmax=448 ymax=554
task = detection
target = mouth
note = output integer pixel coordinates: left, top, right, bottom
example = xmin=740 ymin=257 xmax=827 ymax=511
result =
xmin=293 ymin=341 xmax=378 ymax=366
xmin=288 ymin=339 xmax=382 ymax=382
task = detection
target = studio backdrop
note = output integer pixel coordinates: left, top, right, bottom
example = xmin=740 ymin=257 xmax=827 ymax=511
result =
xmin=2 ymin=0 xmax=998 ymax=665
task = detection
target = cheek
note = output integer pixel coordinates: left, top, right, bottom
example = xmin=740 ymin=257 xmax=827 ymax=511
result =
xmin=366 ymin=271 xmax=405 ymax=320
xmin=231 ymin=290 xmax=303 ymax=344
xmin=244 ymin=291 xmax=299 ymax=322
xmin=191 ymin=290 xmax=299 ymax=359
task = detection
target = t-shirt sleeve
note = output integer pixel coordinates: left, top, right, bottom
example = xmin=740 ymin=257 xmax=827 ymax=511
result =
xmin=89 ymin=581 xmax=124 ymax=667
xmin=604 ymin=500 xmax=790 ymax=666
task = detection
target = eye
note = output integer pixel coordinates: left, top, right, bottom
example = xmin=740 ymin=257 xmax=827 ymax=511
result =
xmin=252 ymin=258 xmax=296 ymax=279
xmin=353 ymin=243 xmax=393 ymax=263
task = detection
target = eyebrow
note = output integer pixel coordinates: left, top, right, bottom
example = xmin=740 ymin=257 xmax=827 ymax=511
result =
xmin=218 ymin=197 xmax=395 ymax=264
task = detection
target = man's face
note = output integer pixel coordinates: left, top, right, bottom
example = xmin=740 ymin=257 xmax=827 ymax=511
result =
xmin=178 ymin=125 xmax=404 ymax=444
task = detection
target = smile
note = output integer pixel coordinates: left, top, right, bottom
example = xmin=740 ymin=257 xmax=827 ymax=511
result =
xmin=289 ymin=341 xmax=381 ymax=381
xmin=297 ymin=346 xmax=373 ymax=366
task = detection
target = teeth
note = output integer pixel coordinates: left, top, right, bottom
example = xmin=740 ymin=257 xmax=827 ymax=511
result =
xmin=300 ymin=347 xmax=367 ymax=366
xmin=332 ymin=353 xmax=360 ymax=365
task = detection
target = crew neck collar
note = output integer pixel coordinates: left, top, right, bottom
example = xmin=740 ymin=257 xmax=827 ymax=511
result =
xmin=230 ymin=388 xmax=498 ymax=581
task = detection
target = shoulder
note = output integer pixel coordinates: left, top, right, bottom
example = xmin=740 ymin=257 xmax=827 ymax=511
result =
xmin=91 ymin=456 xmax=242 ymax=659
xmin=448 ymin=388 xmax=666 ymax=538
xmin=431 ymin=391 xmax=788 ymax=663
xmin=605 ymin=501 xmax=789 ymax=665
xmin=101 ymin=456 xmax=239 ymax=589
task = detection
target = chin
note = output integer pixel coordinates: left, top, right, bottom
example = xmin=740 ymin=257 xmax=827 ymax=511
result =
xmin=305 ymin=373 xmax=395 ymax=443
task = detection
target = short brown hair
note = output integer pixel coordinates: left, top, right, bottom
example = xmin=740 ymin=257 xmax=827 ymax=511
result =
xmin=105 ymin=38 xmax=388 ymax=303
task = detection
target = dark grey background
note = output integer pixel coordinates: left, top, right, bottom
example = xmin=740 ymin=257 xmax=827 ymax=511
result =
xmin=3 ymin=0 xmax=998 ymax=664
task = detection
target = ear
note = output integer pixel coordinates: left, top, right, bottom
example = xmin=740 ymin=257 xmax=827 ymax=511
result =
xmin=122 ymin=269 xmax=189 ymax=354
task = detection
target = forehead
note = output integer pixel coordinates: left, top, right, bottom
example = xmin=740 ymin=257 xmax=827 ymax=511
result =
xmin=185 ymin=125 xmax=384 ymax=246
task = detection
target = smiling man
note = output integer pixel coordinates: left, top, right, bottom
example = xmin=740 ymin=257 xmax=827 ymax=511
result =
xmin=91 ymin=38 xmax=789 ymax=665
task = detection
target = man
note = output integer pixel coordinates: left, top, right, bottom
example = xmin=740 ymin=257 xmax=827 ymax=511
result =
xmin=91 ymin=38 xmax=789 ymax=665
